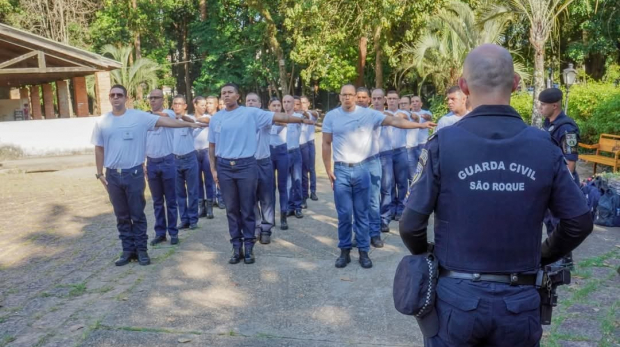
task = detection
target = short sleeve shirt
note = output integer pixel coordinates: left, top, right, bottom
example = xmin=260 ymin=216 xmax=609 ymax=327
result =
xmin=286 ymin=113 xmax=303 ymax=150
xmin=146 ymin=109 xmax=175 ymax=159
xmin=173 ymin=115 xmax=197 ymax=156
xmin=91 ymin=109 xmax=159 ymax=169
xmin=193 ymin=114 xmax=213 ymax=150
xmin=543 ymin=112 xmax=579 ymax=162
xmin=386 ymin=110 xmax=408 ymax=149
xmin=208 ymin=106 xmax=274 ymax=159
xmin=322 ymin=106 xmax=386 ymax=163
xmin=416 ymin=109 xmax=433 ymax=144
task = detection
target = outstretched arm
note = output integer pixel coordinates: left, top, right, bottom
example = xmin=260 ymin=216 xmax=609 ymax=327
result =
xmin=273 ymin=113 xmax=315 ymax=125
xmin=156 ymin=117 xmax=206 ymax=128
xmin=382 ymin=115 xmax=436 ymax=129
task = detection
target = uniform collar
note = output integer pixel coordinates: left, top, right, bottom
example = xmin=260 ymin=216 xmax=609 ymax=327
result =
xmin=465 ymin=105 xmax=522 ymax=120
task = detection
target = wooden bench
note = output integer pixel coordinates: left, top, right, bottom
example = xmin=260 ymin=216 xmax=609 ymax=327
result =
xmin=578 ymin=134 xmax=620 ymax=173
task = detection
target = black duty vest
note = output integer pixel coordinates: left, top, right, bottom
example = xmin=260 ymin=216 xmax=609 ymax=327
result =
xmin=435 ymin=120 xmax=558 ymax=273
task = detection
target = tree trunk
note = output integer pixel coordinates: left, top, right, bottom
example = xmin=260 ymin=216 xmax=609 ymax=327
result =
xmin=374 ymin=25 xmax=383 ymax=88
xmin=182 ymin=20 xmax=192 ymax=103
xmin=356 ymin=36 xmax=368 ymax=87
xmin=132 ymin=0 xmax=141 ymax=60
xmin=248 ymin=1 xmax=289 ymax=94
xmin=200 ymin=0 xmax=207 ymax=21
xmin=531 ymin=38 xmax=545 ymax=128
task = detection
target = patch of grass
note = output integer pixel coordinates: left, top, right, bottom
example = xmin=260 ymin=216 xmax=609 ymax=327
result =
xmin=256 ymin=332 xmax=278 ymax=338
xmin=92 ymin=285 xmax=113 ymax=294
xmin=99 ymin=324 xmax=201 ymax=335
xmin=67 ymin=283 xmax=87 ymax=297
xmin=0 ymin=145 xmax=24 ymax=161
xmin=0 ymin=335 xmax=16 ymax=347
xmin=39 ymin=292 xmax=52 ymax=298
xmin=571 ymin=280 xmax=601 ymax=303
xmin=577 ymin=250 xmax=619 ymax=268
xmin=599 ymin=300 xmax=620 ymax=346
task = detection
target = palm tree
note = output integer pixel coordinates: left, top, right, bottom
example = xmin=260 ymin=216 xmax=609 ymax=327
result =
xmin=400 ymin=0 xmax=529 ymax=96
xmin=479 ymin=0 xmax=574 ymax=128
xmin=100 ymin=45 xmax=160 ymax=106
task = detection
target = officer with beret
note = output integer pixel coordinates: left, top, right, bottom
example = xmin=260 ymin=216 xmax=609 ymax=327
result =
xmin=539 ymin=88 xmax=581 ymax=185
xmin=399 ymin=45 xmax=593 ymax=346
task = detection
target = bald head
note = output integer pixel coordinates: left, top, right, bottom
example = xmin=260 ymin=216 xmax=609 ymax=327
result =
xmin=460 ymin=44 xmax=519 ymax=107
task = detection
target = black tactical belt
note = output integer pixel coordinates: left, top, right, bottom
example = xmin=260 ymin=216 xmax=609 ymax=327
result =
xmin=440 ymin=268 xmax=537 ymax=286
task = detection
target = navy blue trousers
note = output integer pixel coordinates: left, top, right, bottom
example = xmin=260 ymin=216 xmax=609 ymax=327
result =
xmin=271 ymin=144 xmax=289 ymax=213
xmin=287 ymin=147 xmax=303 ymax=212
xmin=391 ymin=147 xmax=409 ymax=217
xmin=379 ymin=150 xmax=394 ymax=226
xmin=301 ymin=140 xmax=317 ymax=199
xmin=217 ymin=157 xmax=258 ymax=249
xmin=106 ymin=165 xmax=148 ymax=252
xmin=146 ymin=154 xmax=178 ymax=238
xmin=196 ymin=149 xmax=215 ymax=201
xmin=175 ymin=151 xmax=199 ymax=226
xmin=255 ymin=157 xmax=275 ymax=235
xmin=425 ymin=277 xmax=542 ymax=347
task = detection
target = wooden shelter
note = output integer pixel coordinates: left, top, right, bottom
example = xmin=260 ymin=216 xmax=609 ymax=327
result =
xmin=0 ymin=23 xmax=121 ymax=119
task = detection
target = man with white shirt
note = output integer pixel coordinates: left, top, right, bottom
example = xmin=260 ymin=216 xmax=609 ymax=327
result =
xmin=385 ymin=90 xmax=410 ymax=221
xmin=171 ymin=95 xmax=201 ymax=231
xmin=192 ymin=96 xmax=215 ymax=220
xmin=435 ymin=86 xmax=468 ymax=131
xmin=300 ymin=96 xmax=319 ymax=205
xmin=400 ymin=96 xmax=422 ymax=183
xmin=92 ymin=85 xmax=206 ymax=266
xmin=285 ymin=96 xmax=304 ymax=219
xmin=146 ymin=89 xmax=179 ymax=246
xmin=410 ymin=96 xmax=433 ymax=181
xmin=246 ymin=92 xmax=275 ymax=244
xmin=322 ymin=84 xmax=435 ymax=269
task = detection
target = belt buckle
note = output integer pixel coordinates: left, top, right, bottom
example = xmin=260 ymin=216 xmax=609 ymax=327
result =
xmin=472 ymin=273 xmax=481 ymax=282
xmin=230 ymin=161 xmax=236 ymax=166
xmin=115 ymin=168 xmax=122 ymax=174
xmin=510 ymin=273 xmax=518 ymax=286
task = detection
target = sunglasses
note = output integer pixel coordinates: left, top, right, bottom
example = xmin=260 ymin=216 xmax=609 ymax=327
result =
xmin=109 ymin=93 xmax=125 ymax=99
xmin=148 ymin=96 xmax=163 ymax=100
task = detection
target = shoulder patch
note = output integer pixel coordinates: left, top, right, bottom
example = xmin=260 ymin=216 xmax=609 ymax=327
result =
xmin=565 ymin=133 xmax=577 ymax=147
xmin=409 ymin=148 xmax=428 ymax=188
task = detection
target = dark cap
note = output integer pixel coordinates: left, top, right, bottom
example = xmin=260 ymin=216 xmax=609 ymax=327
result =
xmin=538 ymin=88 xmax=563 ymax=103
xmin=393 ymin=254 xmax=439 ymax=338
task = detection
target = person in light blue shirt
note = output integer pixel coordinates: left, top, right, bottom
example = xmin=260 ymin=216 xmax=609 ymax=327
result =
xmin=192 ymin=96 xmax=216 ymax=220
xmin=246 ymin=92 xmax=275 ymax=245
xmin=322 ymin=84 xmax=435 ymax=270
xmin=285 ymin=96 xmax=304 ymax=218
xmin=300 ymin=96 xmax=319 ymax=204
xmin=385 ymin=90 xmax=410 ymax=221
xmin=171 ymin=95 xmax=201 ymax=231
xmin=208 ymin=83 xmax=312 ymax=265
xmin=435 ymin=86 xmax=469 ymax=131
xmin=145 ymin=89 xmax=179 ymax=247
xmin=92 ymin=85 xmax=205 ymax=267
xmin=372 ymin=89 xmax=395 ymax=233
xmin=269 ymin=98 xmax=290 ymax=230
xmin=411 ymin=96 xmax=433 ymax=180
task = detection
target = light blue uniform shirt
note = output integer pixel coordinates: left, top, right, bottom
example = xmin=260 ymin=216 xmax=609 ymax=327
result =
xmin=386 ymin=109 xmax=408 ymax=149
xmin=91 ymin=109 xmax=159 ymax=169
xmin=405 ymin=111 xmax=419 ymax=148
xmin=146 ymin=109 xmax=175 ymax=159
xmin=322 ymin=106 xmax=386 ymax=164
xmin=435 ymin=111 xmax=466 ymax=132
xmin=193 ymin=114 xmax=212 ymax=150
xmin=286 ymin=113 xmax=303 ymax=150
xmin=300 ymin=111 xmax=317 ymax=145
xmin=270 ymin=124 xmax=288 ymax=147
xmin=208 ymin=106 xmax=274 ymax=159
xmin=416 ymin=109 xmax=433 ymax=145
xmin=172 ymin=115 xmax=196 ymax=156
xmin=255 ymin=123 xmax=272 ymax=160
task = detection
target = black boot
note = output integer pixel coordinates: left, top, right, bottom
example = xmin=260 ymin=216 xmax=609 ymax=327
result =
xmin=301 ymin=199 xmax=308 ymax=209
xmin=359 ymin=250 xmax=373 ymax=269
xmin=115 ymin=251 xmax=136 ymax=266
xmin=310 ymin=192 xmax=318 ymax=201
xmin=229 ymin=247 xmax=244 ymax=264
xmin=205 ymin=200 xmax=214 ymax=219
xmin=137 ymin=250 xmax=151 ymax=266
xmin=335 ymin=249 xmax=351 ymax=268
xmin=371 ymin=236 xmax=384 ymax=248
xmin=280 ymin=215 xmax=288 ymax=230
xmin=244 ymin=245 xmax=255 ymax=264
xmin=198 ymin=199 xmax=206 ymax=218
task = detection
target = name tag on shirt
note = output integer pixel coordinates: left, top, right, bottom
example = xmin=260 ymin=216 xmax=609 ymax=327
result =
xmin=123 ymin=130 xmax=134 ymax=140
xmin=214 ymin=123 xmax=222 ymax=133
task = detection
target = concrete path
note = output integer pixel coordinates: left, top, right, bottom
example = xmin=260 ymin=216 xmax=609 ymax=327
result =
xmin=0 ymin=150 xmax=618 ymax=347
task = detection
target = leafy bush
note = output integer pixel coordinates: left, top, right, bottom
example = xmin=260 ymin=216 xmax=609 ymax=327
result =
xmin=428 ymin=94 xmax=448 ymax=121
xmin=566 ymin=83 xmax=620 ymax=144
xmin=510 ymin=92 xmax=533 ymax=124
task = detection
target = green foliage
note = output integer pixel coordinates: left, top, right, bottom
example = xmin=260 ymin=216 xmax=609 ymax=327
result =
xmin=603 ymin=65 xmax=620 ymax=84
xmin=510 ymin=92 xmax=533 ymax=124
xmin=568 ymin=83 xmax=620 ymax=143
xmin=100 ymin=45 xmax=160 ymax=101
xmin=428 ymin=95 xmax=448 ymax=120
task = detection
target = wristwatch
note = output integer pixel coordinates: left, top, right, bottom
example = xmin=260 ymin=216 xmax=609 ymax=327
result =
xmin=95 ymin=173 xmax=103 ymax=179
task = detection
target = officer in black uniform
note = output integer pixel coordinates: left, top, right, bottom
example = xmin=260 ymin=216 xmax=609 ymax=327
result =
xmin=399 ymin=44 xmax=593 ymax=346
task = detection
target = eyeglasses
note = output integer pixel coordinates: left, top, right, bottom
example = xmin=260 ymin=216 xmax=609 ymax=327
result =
xmin=109 ymin=93 xmax=125 ymax=99
xmin=148 ymin=96 xmax=162 ymax=100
